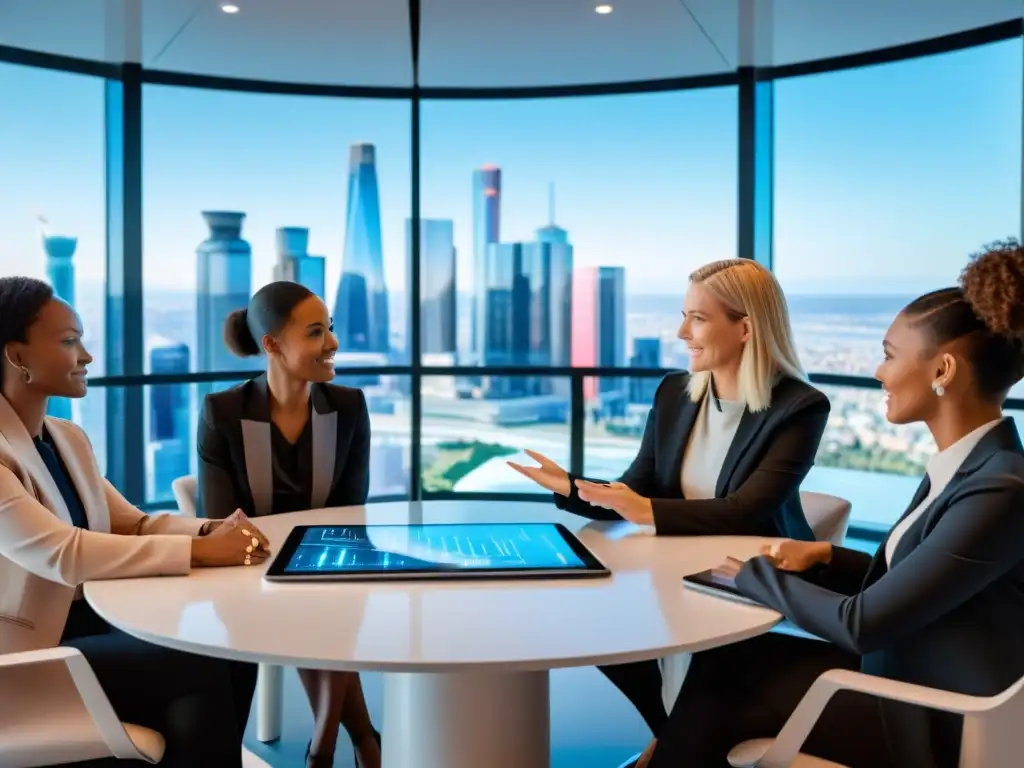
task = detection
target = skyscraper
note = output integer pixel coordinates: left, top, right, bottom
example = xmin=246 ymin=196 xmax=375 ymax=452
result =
xmin=472 ymin=166 xmax=501 ymax=362
xmin=196 ymin=211 xmax=252 ymax=402
xmin=572 ymin=266 xmax=627 ymax=407
xmin=334 ymin=143 xmax=389 ymax=353
xmin=43 ymin=232 xmax=77 ymax=421
xmin=630 ymin=337 xmax=662 ymax=404
xmin=147 ymin=338 xmax=191 ymax=501
xmin=273 ymin=227 xmax=326 ymax=300
xmin=407 ymin=218 xmax=456 ymax=355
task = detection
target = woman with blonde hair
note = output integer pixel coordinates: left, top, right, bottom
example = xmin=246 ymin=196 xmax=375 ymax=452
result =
xmin=510 ymin=258 xmax=829 ymax=765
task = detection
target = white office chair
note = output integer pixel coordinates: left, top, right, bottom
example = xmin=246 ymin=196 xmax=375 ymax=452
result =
xmin=728 ymin=669 xmax=1024 ymax=768
xmin=800 ymin=491 xmax=851 ymax=547
xmin=0 ymin=646 xmax=164 ymax=767
xmin=171 ymin=474 xmax=284 ymax=744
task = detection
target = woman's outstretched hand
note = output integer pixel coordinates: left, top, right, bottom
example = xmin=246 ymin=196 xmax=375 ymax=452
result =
xmin=507 ymin=450 xmax=571 ymax=496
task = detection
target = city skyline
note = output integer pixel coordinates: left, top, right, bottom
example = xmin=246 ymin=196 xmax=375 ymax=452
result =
xmin=2 ymin=38 xmax=1019 ymax=302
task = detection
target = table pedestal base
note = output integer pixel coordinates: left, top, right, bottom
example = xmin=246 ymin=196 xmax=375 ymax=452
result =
xmin=382 ymin=670 xmax=550 ymax=768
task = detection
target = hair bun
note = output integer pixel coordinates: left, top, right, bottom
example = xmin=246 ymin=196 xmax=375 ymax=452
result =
xmin=223 ymin=308 xmax=261 ymax=357
xmin=960 ymin=239 xmax=1024 ymax=341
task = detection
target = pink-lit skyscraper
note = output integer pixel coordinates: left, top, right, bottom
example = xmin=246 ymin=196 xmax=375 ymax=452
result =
xmin=572 ymin=266 xmax=626 ymax=402
xmin=472 ymin=165 xmax=501 ymax=361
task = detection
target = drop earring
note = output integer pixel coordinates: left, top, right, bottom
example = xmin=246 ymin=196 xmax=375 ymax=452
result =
xmin=932 ymin=383 xmax=945 ymax=397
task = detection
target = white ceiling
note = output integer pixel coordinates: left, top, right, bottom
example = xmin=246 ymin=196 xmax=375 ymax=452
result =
xmin=0 ymin=0 xmax=1019 ymax=88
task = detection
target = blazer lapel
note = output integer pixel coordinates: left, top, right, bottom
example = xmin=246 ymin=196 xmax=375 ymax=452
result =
xmin=44 ymin=418 xmax=109 ymax=532
xmin=240 ymin=375 xmax=274 ymax=517
xmin=0 ymin=396 xmax=73 ymax=525
xmin=310 ymin=385 xmax=338 ymax=510
xmin=666 ymin=397 xmax=701 ymax=495
xmin=715 ymin=407 xmax=771 ymax=497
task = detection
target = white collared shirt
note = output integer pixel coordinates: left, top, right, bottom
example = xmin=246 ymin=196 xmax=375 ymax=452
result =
xmin=884 ymin=419 xmax=1003 ymax=566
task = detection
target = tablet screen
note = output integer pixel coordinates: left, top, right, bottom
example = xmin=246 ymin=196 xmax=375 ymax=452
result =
xmin=266 ymin=523 xmax=608 ymax=580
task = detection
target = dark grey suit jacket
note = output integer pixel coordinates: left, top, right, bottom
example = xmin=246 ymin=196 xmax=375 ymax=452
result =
xmin=737 ymin=418 xmax=1024 ymax=767
xmin=197 ymin=374 xmax=370 ymax=518
xmin=555 ymin=372 xmax=829 ymax=540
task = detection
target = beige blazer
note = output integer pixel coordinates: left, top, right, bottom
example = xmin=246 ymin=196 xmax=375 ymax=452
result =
xmin=0 ymin=395 xmax=203 ymax=654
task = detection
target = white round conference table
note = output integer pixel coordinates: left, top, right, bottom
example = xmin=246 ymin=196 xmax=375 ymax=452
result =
xmin=85 ymin=500 xmax=782 ymax=768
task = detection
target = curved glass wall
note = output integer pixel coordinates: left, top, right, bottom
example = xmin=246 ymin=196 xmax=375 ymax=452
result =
xmin=2 ymin=27 xmax=1022 ymax=533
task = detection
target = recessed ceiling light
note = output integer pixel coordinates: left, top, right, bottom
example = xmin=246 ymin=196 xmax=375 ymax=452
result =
xmin=595 ymin=4 xmax=613 ymax=14
xmin=220 ymin=3 xmax=240 ymax=13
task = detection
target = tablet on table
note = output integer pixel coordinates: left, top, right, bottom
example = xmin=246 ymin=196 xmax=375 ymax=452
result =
xmin=264 ymin=522 xmax=611 ymax=582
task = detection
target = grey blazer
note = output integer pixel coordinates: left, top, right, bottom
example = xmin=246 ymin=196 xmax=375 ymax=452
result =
xmin=737 ymin=418 xmax=1024 ymax=767
xmin=197 ymin=374 xmax=371 ymax=518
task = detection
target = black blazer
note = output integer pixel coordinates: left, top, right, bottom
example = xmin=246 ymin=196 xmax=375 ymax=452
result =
xmin=555 ymin=372 xmax=829 ymax=540
xmin=737 ymin=418 xmax=1024 ymax=767
xmin=197 ymin=374 xmax=371 ymax=518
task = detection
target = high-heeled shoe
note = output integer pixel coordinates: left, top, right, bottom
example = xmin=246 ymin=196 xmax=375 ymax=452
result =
xmin=353 ymin=727 xmax=382 ymax=768
xmin=304 ymin=739 xmax=333 ymax=768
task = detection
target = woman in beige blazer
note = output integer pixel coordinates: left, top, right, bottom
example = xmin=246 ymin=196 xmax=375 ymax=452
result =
xmin=0 ymin=277 xmax=269 ymax=767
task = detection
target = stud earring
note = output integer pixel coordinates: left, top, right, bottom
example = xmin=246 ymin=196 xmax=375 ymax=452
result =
xmin=932 ymin=383 xmax=945 ymax=397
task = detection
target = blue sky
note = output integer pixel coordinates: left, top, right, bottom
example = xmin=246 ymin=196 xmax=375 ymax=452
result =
xmin=0 ymin=37 xmax=1019 ymax=299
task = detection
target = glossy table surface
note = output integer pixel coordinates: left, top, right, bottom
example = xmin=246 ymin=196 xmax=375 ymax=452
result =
xmin=86 ymin=501 xmax=781 ymax=672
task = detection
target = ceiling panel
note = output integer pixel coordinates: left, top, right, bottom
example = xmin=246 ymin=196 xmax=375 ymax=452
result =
xmin=142 ymin=0 xmax=413 ymax=86
xmin=769 ymin=0 xmax=1023 ymax=67
xmin=418 ymin=0 xmax=734 ymax=88
xmin=0 ymin=0 xmax=109 ymax=63
xmin=0 ymin=0 xmax=1019 ymax=88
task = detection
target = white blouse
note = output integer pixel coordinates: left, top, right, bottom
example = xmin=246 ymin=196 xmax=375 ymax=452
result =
xmin=884 ymin=418 xmax=1002 ymax=567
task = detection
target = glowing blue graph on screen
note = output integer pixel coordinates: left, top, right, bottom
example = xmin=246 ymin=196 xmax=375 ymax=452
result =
xmin=283 ymin=524 xmax=585 ymax=574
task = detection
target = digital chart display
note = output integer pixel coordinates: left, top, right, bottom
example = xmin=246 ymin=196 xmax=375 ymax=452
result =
xmin=281 ymin=523 xmax=588 ymax=575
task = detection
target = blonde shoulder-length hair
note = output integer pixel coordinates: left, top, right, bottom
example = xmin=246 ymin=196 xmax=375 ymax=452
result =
xmin=687 ymin=259 xmax=805 ymax=412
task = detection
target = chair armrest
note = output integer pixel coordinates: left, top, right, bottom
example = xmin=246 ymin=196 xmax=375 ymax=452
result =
xmin=756 ymin=669 xmax=993 ymax=767
xmin=0 ymin=646 xmax=144 ymax=759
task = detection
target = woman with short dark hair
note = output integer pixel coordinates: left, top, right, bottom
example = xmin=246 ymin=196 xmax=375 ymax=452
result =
xmin=0 ymin=276 xmax=266 ymax=767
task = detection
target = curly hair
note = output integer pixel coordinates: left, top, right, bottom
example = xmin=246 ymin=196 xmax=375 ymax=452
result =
xmin=0 ymin=277 xmax=55 ymax=390
xmin=903 ymin=239 xmax=1024 ymax=400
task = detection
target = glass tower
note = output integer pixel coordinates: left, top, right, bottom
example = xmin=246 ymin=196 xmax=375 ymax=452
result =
xmin=273 ymin=227 xmax=326 ymax=300
xmin=630 ymin=337 xmax=662 ymax=404
xmin=407 ymin=218 xmax=456 ymax=355
xmin=43 ymin=233 xmax=77 ymax=421
xmin=472 ymin=166 xmax=501 ymax=362
xmin=334 ymin=143 xmax=390 ymax=353
xmin=573 ymin=266 xmax=627 ymax=408
xmin=147 ymin=338 xmax=191 ymax=501
xmin=196 ymin=211 xmax=252 ymax=402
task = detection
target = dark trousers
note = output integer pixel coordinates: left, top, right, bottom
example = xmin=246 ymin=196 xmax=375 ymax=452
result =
xmin=648 ymin=632 xmax=894 ymax=768
xmin=599 ymin=659 xmax=668 ymax=735
xmin=52 ymin=600 xmax=258 ymax=768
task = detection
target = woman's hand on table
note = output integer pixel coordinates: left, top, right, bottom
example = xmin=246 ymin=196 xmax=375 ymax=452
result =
xmin=191 ymin=510 xmax=271 ymax=568
xmin=574 ymin=480 xmax=654 ymax=525
xmin=507 ymin=450 xmax=571 ymax=496
xmin=759 ymin=539 xmax=832 ymax=572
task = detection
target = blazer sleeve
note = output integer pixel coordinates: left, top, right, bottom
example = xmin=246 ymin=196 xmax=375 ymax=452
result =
xmin=104 ymin=478 xmax=205 ymax=537
xmin=553 ymin=379 xmax=662 ymax=520
xmin=335 ymin=390 xmax=371 ymax=505
xmin=197 ymin=395 xmax=242 ymax=520
xmin=651 ymin=394 xmax=829 ymax=536
xmin=798 ymin=545 xmax=874 ymax=596
xmin=0 ymin=466 xmax=192 ymax=587
xmin=734 ymin=473 xmax=1024 ymax=655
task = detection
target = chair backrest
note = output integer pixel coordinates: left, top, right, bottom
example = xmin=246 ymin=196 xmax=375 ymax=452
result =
xmin=0 ymin=647 xmax=163 ymax=767
xmin=959 ymin=673 xmax=1024 ymax=767
xmin=800 ymin=491 xmax=851 ymax=546
xmin=171 ymin=475 xmax=198 ymax=518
